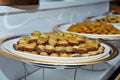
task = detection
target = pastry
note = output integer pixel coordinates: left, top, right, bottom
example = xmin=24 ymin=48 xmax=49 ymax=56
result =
xmin=31 ymin=30 xmax=41 ymax=36
xmin=73 ymin=46 xmax=87 ymax=54
xmin=67 ymin=21 xmax=120 ymax=34
xmin=13 ymin=31 xmax=105 ymax=57
xmin=68 ymin=39 xmax=79 ymax=46
xmin=35 ymin=45 xmax=45 ymax=53
xmin=55 ymin=46 xmax=65 ymax=53
xmin=29 ymin=35 xmax=39 ymax=43
xmin=24 ymin=42 xmax=36 ymax=52
xmin=37 ymin=37 xmax=48 ymax=45
xmin=50 ymin=53 xmax=59 ymax=57
xmin=65 ymin=46 xmax=73 ymax=53
xmin=57 ymin=40 xmax=68 ymax=46
xmin=40 ymin=52 xmax=48 ymax=56
xmin=48 ymin=38 xmax=57 ymax=46
xmin=59 ymin=53 xmax=69 ymax=57
xmin=44 ymin=45 xmax=55 ymax=53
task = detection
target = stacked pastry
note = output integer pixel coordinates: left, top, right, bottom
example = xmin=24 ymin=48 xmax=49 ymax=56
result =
xmin=13 ymin=31 xmax=104 ymax=57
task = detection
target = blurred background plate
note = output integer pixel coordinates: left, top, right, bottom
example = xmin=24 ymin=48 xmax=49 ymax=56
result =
xmin=53 ymin=23 xmax=120 ymax=40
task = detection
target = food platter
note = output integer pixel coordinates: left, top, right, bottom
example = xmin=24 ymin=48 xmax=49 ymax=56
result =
xmin=53 ymin=23 xmax=120 ymax=40
xmin=2 ymin=37 xmax=111 ymax=62
xmin=0 ymin=35 xmax=118 ymax=66
xmin=90 ymin=14 xmax=120 ymax=28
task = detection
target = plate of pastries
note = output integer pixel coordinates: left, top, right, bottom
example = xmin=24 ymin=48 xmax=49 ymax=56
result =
xmin=55 ymin=21 xmax=120 ymax=40
xmin=110 ymin=5 xmax=120 ymax=14
xmin=91 ymin=15 xmax=120 ymax=23
xmin=90 ymin=15 xmax=120 ymax=30
xmin=0 ymin=30 xmax=114 ymax=65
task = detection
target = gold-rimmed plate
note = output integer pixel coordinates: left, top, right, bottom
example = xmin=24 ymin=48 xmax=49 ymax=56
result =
xmin=0 ymin=35 xmax=119 ymax=66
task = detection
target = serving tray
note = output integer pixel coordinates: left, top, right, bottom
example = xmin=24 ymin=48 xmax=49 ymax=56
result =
xmin=0 ymin=35 xmax=118 ymax=66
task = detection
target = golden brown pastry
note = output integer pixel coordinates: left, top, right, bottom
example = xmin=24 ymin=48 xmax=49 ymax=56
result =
xmin=48 ymin=38 xmax=57 ymax=46
xmin=40 ymin=52 xmax=48 ymax=56
xmin=95 ymin=15 xmax=120 ymax=23
xmin=68 ymin=39 xmax=79 ymax=46
xmin=59 ymin=53 xmax=69 ymax=57
xmin=67 ymin=21 xmax=120 ymax=34
xmin=17 ymin=36 xmax=29 ymax=44
xmin=57 ymin=40 xmax=68 ymax=46
xmin=65 ymin=46 xmax=73 ymax=53
xmin=97 ymin=45 xmax=104 ymax=54
xmin=13 ymin=43 xmax=28 ymax=51
xmin=37 ymin=37 xmax=48 ymax=45
xmin=87 ymin=51 xmax=99 ymax=56
xmin=24 ymin=42 xmax=36 ymax=52
xmin=74 ymin=35 xmax=86 ymax=43
xmin=31 ymin=30 xmax=41 ymax=36
xmin=55 ymin=46 xmax=65 ymax=53
xmin=31 ymin=51 xmax=39 ymax=55
xmin=44 ymin=45 xmax=55 ymax=53
xmin=35 ymin=45 xmax=45 ymax=53
xmin=50 ymin=53 xmax=59 ymax=57
xmin=73 ymin=46 xmax=87 ymax=54
xmin=29 ymin=35 xmax=39 ymax=43
xmin=13 ymin=31 xmax=105 ymax=57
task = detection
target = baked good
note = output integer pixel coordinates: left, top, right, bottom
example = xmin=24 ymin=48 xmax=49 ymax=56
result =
xmin=24 ymin=42 xmax=36 ymax=52
xmin=65 ymin=46 xmax=73 ymax=53
xmin=95 ymin=15 xmax=120 ymax=23
xmin=57 ymin=40 xmax=69 ymax=46
xmin=37 ymin=37 xmax=48 ymax=45
xmin=35 ymin=45 xmax=45 ymax=53
xmin=13 ymin=31 xmax=105 ymax=57
xmin=31 ymin=30 xmax=41 ymax=36
xmin=40 ymin=52 xmax=48 ymax=56
xmin=55 ymin=46 xmax=65 ymax=53
xmin=67 ymin=22 xmax=120 ymax=34
xmin=59 ymin=53 xmax=69 ymax=57
xmin=50 ymin=53 xmax=59 ymax=57
xmin=44 ymin=45 xmax=55 ymax=53
xmin=29 ymin=35 xmax=39 ymax=43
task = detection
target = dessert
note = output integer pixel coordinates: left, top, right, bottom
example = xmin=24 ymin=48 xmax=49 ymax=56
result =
xmin=67 ymin=22 xmax=120 ymax=34
xmin=24 ymin=42 xmax=36 ymax=52
xmin=94 ymin=15 xmax=120 ymax=23
xmin=55 ymin=46 xmax=65 ymax=53
xmin=35 ymin=45 xmax=45 ymax=53
xmin=13 ymin=31 xmax=105 ymax=57
xmin=44 ymin=45 xmax=55 ymax=53
xmin=50 ymin=53 xmax=59 ymax=57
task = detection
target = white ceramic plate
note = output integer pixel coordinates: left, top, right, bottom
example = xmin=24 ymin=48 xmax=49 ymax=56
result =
xmin=57 ymin=23 xmax=120 ymax=39
xmin=2 ymin=37 xmax=111 ymax=63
